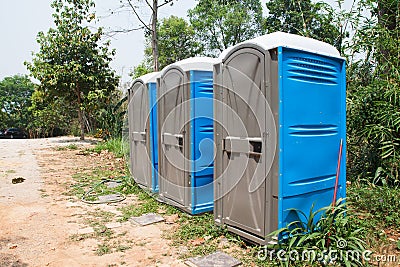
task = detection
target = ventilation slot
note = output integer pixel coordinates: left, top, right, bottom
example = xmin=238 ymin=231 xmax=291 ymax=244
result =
xmin=199 ymin=125 xmax=213 ymax=133
xmin=198 ymin=83 xmax=213 ymax=94
xmin=289 ymin=174 xmax=336 ymax=186
xmin=290 ymin=57 xmax=336 ymax=67
xmin=289 ymin=124 xmax=338 ymax=137
xmin=287 ymin=56 xmax=339 ymax=85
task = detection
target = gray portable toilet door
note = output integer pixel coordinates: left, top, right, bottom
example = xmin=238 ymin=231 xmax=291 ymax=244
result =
xmin=130 ymin=82 xmax=151 ymax=187
xmin=159 ymin=68 xmax=188 ymax=206
xmin=221 ymin=48 xmax=268 ymax=238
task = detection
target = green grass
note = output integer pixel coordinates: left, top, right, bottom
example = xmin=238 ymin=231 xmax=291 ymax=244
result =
xmin=85 ymin=210 xmax=115 ymax=227
xmin=67 ymin=163 xmax=130 ymax=202
xmin=68 ymin=134 xmax=400 ymax=265
xmin=66 ymin=144 xmax=79 ymax=150
xmin=96 ymin=243 xmax=111 ymax=256
xmin=171 ymin=213 xmax=225 ymax=244
xmin=56 ymin=144 xmax=79 ymax=151
xmin=347 ymin=183 xmax=400 ymax=251
xmin=348 ymin=184 xmax=400 ymax=229
xmin=115 ymin=244 xmax=131 ymax=252
xmin=164 ymin=212 xmax=243 ymax=259
xmin=87 ymin=137 xmax=129 ymax=158
xmin=119 ymin=188 xmax=178 ymax=220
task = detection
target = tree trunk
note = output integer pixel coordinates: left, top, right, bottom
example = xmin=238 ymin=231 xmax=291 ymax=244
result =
xmin=77 ymin=107 xmax=85 ymax=140
xmin=377 ymin=0 xmax=398 ymax=69
xmin=76 ymin=87 xmax=85 ymax=140
xmin=152 ymin=0 xmax=159 ymax=71
xmin=378 ymin=0 xmax=397 ymax=31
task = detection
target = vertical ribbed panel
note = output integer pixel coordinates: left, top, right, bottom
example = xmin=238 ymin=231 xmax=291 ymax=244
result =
xmin=278 ymin=48 xmax=346 ymax=229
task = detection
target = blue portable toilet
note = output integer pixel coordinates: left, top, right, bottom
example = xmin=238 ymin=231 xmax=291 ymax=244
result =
xmin=213 ymin=32 xmax=346 ymax=244
xmin=128 ymin=72 xmax=160 ymax=193
xmin=157 ymin=57 xmax=219 ymax=214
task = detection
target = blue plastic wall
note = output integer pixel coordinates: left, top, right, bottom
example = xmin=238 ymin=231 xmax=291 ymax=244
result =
xmin=277 ymin=47 xmax=346 ymax=229
xmin=148 ymin=82 xmax=159 ymax=193
xmin=189 ymin=70 xmax=214 ymax=214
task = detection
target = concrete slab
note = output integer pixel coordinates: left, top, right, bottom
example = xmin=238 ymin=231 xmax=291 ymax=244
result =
xmin=185 ymin=251 xmax=242 ymax=267
xmin=105 ymin=222 xmax=122 ymax=229
xmin=130 ymin=213 xmax=165 ymax=226
xmin=97 ymin=194 xmax=123 ymax=202
xmin=106 ymin=181 xmax=121 ymax=188
xmin=77 ymin=227 xmax=94 ymax=235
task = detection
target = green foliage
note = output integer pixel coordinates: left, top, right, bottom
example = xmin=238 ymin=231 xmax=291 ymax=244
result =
xmin=189 ymin=0 xmax=263 ymax=56
xmin=266 ymin=201 xmax=366 ymax=266
xmin=0 ymin=75 xmax=35 ymax=130
xmin=95 ymin=243 xmax=111 ymax=256
xmin=348 ymin=185 xmax=400 ymax=229
xmin=90 ymin=137 xmax=129 ymax=158
xmin=95 ymin=93 xmax=127 ymax=139
xmin=28 ymin=89 xmax=72 ymax=137
xmin=264 ymin=0 xmax=341 ymax=49
xmin=25 ymin=0 xmax=119 ymax=140
xmin=172 ymin=213 xmax=225 ymax=244
xmin=131 ymin=61 xmax=152 ymax=80
xmin=346 ymin=0 xmax=400 ymax=185
xmin=156 ymin=16 xmax=203 ymax=69
xmin=133 ymin=15 xmax=202 ymax=76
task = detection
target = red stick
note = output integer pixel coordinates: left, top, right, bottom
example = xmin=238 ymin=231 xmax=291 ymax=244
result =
xmin=327 ymin=139 xmax=344 ymax=249
xmin=332 ymin=138 xmax=343 ymax=209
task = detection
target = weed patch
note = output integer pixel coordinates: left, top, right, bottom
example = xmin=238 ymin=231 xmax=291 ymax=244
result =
xmin=96 ymin=243 xmax=111 ymax=256
xmin=55 ymin=144 xmax=79 ymax=151
xmin=87 ymin=138 xmax=128 ymax=158
xmin=348 ymin=184 xmax=400 ymax=229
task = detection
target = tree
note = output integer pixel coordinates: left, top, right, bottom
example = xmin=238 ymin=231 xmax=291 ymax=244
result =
xmin=25 ymin=0 xmax=119 ymax=140
xmin=0 ymin=75 xmax=35 ymax=130
xmin=148 ymin=16 xmax=202 ymax=69
xmin=131 ymin=15 xmax=202 ymax=78
xmin=131 ymin=61 xmax=153 ymax=79
xmin=118 ymin=0 xmax=176 ymax=71
xmin=28 ymin=90 xmax=72 ymax=138
xmin=376 ymin=0 xmax=399 ymax=69
xmin=188 ymin=0 xmax=263 ymax=56
xmin=156 ymin=16 xmax=203 ymax=68
xmin=346 ymin=0 xmax=400 ymax=185
xmin=264 ymin=0 xmax=341 ymax=50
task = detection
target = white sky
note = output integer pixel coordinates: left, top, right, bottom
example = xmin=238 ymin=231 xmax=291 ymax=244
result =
xmin=0 ymin=0 xmax=351 ymax=86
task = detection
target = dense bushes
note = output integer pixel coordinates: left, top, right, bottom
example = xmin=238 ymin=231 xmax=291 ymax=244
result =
xmin=346 ymin=0 xmax=400 ymax=186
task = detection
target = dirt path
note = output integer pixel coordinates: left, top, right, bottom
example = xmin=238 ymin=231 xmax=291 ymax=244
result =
xmin=0 ymin=137 xmax=185 ymax=267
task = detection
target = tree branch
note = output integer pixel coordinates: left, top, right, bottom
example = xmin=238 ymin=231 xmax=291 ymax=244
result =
xmin=127 ymin=0 xmax=151 ymax=31
xmin=145 ymin=0 xmax=155 ymax=12
xmin=157 ymin=0 xmax=174 ymax=8
xmin=104 ymin=26 xmax=147 ymax=38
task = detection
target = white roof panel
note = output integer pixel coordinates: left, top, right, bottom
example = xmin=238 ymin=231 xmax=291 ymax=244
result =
xmin=134 ymin=71 xmax=160 ymax=85
xmin=161 ymin=57 xmax=220 ymax=75
xmin=219 ymin=32 xmax=341 ymax=61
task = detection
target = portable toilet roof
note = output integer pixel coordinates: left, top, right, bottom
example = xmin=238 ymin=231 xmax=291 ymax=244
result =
xmin=219 ymin=31 xmax=342 ymax=61
xmin=160 ymin=57 xmax=219 ymax=75
xmin=132 ymin=71 xmax=160 ymax=85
